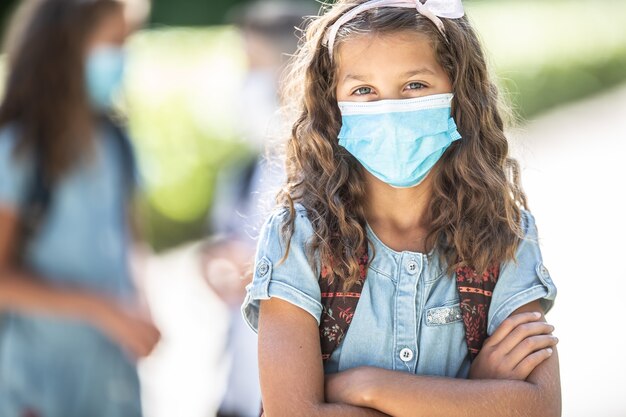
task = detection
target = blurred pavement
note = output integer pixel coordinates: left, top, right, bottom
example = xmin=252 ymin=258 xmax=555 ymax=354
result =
xmin=138 ymin=242 xmax=231 ymax=417
xmin=139 ymin=84 xmax=626 ymax=417
xmin=511 ymin=83 xmax=626 ymax=417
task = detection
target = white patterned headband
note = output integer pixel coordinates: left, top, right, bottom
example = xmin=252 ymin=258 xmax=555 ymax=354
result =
xmin=325 ymin=0 xmax=465 ymax=60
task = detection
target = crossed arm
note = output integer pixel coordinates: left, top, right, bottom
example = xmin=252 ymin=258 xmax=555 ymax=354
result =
xmin=257 ymin=297 xmax=561 ymax=417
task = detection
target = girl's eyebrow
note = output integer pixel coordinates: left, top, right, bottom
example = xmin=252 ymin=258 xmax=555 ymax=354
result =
xmin=402 ymin=67 xmax=435 ymax=77
xmin=343 ymin=73 xmax=369 ymax=83
xmin=343 ymin=67 xmax=436 ymax=83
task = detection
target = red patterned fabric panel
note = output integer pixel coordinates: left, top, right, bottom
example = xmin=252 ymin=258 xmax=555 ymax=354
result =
xmin=318 ymin=252 xmax=369 ymax=361
xmin=455 ymin=264 xmax=500 ymax=359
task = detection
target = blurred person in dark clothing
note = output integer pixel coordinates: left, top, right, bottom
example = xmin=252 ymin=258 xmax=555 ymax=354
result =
xmin=201 ymin=2 xmax=316 ymax=417
xmin=0 ymin=1 xmax=158 ymax=416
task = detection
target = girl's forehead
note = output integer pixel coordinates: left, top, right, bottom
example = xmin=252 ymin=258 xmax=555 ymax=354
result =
xmin=335 ymin=31 xmax=441 ymax=80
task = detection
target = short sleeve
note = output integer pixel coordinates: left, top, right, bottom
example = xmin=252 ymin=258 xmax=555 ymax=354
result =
xmin=0 ymin=127 xmax=32 ymax=210
xmin=487 ymin=210 xmax=558 ymax=335
xmin=241 ymin=204 xmax=323 ymax=333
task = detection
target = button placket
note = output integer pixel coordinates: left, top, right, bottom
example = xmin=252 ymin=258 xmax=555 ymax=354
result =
xmin=394 ymin=254 xmax=422 ymax=372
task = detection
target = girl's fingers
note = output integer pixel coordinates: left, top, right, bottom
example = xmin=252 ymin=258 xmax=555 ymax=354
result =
xmin=506 ymin=334 xmax=559 ymax=367
xmin=512 ymin=347 xmax=555 ymax=379
xmin=129 ymin=333 xmax=155 ymax=358
xmin=132 ymin=322 xmax=160 ymax=356
xmin=117 ymin=318 xmax=160 ymax=358
xmin=485 ymin=312 xmax=543 ymax=346
xmin=497 ymin=321 xmax=554 ymax=354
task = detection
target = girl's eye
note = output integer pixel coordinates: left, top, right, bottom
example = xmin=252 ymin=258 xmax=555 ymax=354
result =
xmin=353 ymin=87 xmax=373 ymax=96
xmin=406 ymin=82 xmax=426 ymax=91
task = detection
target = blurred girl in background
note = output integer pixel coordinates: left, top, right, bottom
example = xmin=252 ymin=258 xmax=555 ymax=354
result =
xmin=203 ymin=2 xmax=314 ymax=415
xmin=0 ymin=0 xmax=158 ymax=416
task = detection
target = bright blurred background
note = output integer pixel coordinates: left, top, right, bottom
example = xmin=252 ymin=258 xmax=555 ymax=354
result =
xmin=1 ymin=0 xmax=625 ymax=416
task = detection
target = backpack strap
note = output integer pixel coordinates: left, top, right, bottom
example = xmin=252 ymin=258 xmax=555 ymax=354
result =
xmin=100 ymin=115 xmax=137 ymax=197
xmin=318 ymin=250 xmax=369 ymax=361
xmin=455 ymin=264 xmax=499 ymax=360
xmin=17 ymin=145 xmax=52 ymax=261
xmin=318 ymin=245 xmax=500 ymax=363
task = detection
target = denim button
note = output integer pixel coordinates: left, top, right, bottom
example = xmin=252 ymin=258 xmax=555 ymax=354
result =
xmin=399 ymin=347 xmax=414 ymax=362
xmin=257 ymin=261 xmax=270 ymax=278
xmin=405 ymin=259 xmax=418 ymax=275
xmin=535 ymin=262 xmax=556 ymax=298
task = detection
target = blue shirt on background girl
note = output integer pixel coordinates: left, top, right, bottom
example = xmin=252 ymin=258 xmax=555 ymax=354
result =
xmin=0 ymin=122 xmax=142 ymax=416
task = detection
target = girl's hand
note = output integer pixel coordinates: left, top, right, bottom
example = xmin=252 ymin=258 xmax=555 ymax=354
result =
xmin=325 ymin=367 xmax=375 ymax=407
xmin=469 ymin=311 xmax=558 ymax=380
xmin=91 ymin=298 xmax=161 ymax=359
xmin=201 ymin=240 xmax=255 ymax=306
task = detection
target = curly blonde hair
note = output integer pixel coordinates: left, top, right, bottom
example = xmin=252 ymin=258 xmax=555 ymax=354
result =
xmin=277 ymin=0 xmax=527 ymax=289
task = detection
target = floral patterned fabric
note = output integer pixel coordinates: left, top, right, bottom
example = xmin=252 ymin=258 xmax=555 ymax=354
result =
xmin=455 ymin=264 xmax=500 ymax=360
xmin=318 ymin=251 xmax=369 ymax=361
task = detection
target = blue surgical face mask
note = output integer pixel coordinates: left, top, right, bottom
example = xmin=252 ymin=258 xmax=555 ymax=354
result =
xmin=85 ymin=46 xmax=126 ymax=110
xmin=338 ymin=93 xmax=462 ymax=188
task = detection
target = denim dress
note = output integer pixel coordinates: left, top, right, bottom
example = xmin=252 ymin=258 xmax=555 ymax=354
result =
xmin=0 ymin=125 xmax=142 ymax=417
xmin=242 ymin=203 xmax=557 ymax=377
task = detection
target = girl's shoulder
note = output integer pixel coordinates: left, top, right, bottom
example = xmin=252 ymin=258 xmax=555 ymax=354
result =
xmin=0 ymin=123 xmax=34 ymax=169
xmin=258 ymin=202 xmax=316 ymax=248
xmin=0 ymin=124 xmax=34 ymax=210
xmin=487 ymin=208 xmax=557 ymax=335
xmin=520 ymin=209 xmax=537 ymax=238
xmin=265 ymin=202 xmax=311 ymax=223
xmin=243 ymin=202 xmax=324 ymax=332
xmin=0 ymin=123 xmax=21 ymax=153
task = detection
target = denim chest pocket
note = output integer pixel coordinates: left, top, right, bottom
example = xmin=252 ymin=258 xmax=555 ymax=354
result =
xmin=425 ymin=299 xmax=463 ymax=326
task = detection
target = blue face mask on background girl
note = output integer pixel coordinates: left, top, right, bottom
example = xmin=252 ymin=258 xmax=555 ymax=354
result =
xmin=338 ymin=93 xmax=462 ymax=188
xmin=86 ymin=46 xmax=126 ymax=110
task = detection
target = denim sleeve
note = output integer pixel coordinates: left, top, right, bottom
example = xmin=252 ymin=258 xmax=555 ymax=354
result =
xmin=241 ymin=205 xmax=323 ymax=333
xmin=0 ymin=127 xmax=32 ymax=210
xmin=487 ymin=210 xmax=558 ymax=335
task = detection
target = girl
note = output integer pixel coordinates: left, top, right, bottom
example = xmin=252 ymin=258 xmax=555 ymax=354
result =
xmin=242 ymin=1 xmax=560 ymax=416
xmin=0 ymin=0 xmax=159 ymax=416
